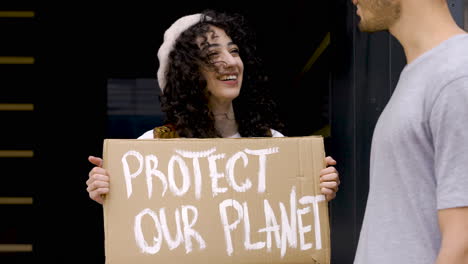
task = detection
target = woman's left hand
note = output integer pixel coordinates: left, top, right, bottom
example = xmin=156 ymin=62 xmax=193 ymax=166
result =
xmin=319 ymin=156 xmax=340 ymax=201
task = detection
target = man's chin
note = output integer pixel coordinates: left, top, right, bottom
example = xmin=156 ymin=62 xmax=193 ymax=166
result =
xmin=358 ymin=23 xmax=371 ymax=32
xmin=358 ymin=22 xmax=385 ymax=33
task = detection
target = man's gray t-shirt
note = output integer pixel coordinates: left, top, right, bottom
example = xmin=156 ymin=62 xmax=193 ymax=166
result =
xmin=354 ymin=34 xmax=468 ymax=264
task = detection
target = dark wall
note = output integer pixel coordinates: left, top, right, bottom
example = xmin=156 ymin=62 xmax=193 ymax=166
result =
xmin=329 ymin=2 xmax=406 ymax=262
xmin=32 ymin=1 xmax=466 ymax=264
xmin=36 ymin=5 xmax=107 ymax=263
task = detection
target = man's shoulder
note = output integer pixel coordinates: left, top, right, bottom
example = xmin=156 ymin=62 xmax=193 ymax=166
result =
xmin=436 ymin=34 xmax=468 ymax=74
xmin=410 ymin=34 xmax=468 ymax=97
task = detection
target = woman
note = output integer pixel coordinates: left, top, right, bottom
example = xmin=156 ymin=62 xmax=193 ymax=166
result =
xmin=87 ymin=9 xmax=340 ymax=204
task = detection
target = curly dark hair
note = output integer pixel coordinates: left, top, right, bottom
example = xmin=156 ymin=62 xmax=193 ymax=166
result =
xmin=160 ymin=9 xmax=283 ymax=138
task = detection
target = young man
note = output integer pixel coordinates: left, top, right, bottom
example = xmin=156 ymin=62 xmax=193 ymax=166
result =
xmin=352 ymin=0 xmax=468 ymax=263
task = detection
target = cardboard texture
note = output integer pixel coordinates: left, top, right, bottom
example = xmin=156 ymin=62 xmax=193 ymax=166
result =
xmin=103 ymin=136 xmax=330 ymax=264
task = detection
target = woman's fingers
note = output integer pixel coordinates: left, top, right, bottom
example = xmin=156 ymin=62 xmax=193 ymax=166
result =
xmin=320 ymin=181 xmax=339 ymax=191
xmin=325 ymin=156 xmax=337 ymax=166
xmin=320 ymin=157 xmax=340 ymax=201
xmin=89 ymin=188 xmax=108 ymax=204
xmin=320 ymin=172 xmax=340 ymax=183
xmin=88 ymin=167 xmax=107 ymax=178
xmin=320 ymin=166 xmax=338 ymax=176
xmin=86 ymin=179 xmax=110 ymax=193
xmin=87 ymin=155 xmax=109 ymax=204
xmin=88 ymin=156 xmax=103 ymax=167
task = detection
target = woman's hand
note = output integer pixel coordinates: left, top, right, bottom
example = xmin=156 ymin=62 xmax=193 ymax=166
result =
xmin=319 ymin=156 xmax=340 ymax=201
xmin=86 ymin=156 xmax=110 ymax=205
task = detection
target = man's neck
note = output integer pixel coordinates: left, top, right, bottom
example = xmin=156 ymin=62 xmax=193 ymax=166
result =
xmin=389 ymin=1 xmax=466 ymax=64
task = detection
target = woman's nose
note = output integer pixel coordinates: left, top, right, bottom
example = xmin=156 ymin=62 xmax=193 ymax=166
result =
xmin=220 ymin=51 xmax=237 ymax=66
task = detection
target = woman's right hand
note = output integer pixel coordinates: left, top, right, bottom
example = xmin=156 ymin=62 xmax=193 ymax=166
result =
xmin=86 ymin=156 xmax=109 ymax=204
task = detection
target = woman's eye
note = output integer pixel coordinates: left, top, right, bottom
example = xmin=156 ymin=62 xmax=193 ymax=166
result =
xmin=208 ymin=52 xmax=219 ymax=58
xmin=231 ymin=49 xmax=239 ymax=54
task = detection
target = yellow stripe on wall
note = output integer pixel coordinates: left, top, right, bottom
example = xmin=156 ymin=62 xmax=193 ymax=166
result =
xmin=0 ymin=197 xmax=33 ymax=205
xmin=0 ymin=57 xmax=35 ymax=64
xmin=302 ymin=32 xmax=331 ymax=74
xmin=0 ymin=150 xmax=34 ymax=158
xmin=0 ymin=244 xmax=33 ymax=252
xmin=0 ymin=104 xmax=34 ymax=111
xmin=312 ymin=124 xmax=331 ymax=138
xmin=0 ymin=11 xmax=35 ymax=18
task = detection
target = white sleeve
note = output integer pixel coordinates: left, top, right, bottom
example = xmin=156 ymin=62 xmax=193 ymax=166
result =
xmin=270 ymin=129 xmax=285 ymax=137
xmin=137 ymin=130 xmax=154 ymax=139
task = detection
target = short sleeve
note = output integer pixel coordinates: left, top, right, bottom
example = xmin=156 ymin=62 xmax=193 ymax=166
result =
xmin=271 ymin=129 xmax=285 ymax=137
xmin=430 ymin=77 xmax=468 ymax=209
xmin=137 ymin=130 xmax=154 ymax=139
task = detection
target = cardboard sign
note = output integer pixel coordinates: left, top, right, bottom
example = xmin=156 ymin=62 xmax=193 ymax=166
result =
xmin=103 ymin=136 xmax=330 ymax=264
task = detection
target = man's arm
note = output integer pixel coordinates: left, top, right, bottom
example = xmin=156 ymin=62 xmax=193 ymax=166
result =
xmin=435 ymin=207 xmax=468 ymax=264
xmin=430 ymin=77 xmax=468 ymax=263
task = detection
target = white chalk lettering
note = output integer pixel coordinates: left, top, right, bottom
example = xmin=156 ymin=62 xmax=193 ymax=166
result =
xmin=167 ymin=155 xmax=190 ymax=196
xmin=122 ymin=150 xmax=144 ymax=198
xmin=299 ymin=195 xmax=326 ymax=250
xmin=219 ymin=199 xmax=243 ymax=256
xmin=280 ymin=186 xmax=297 ymax=257
xmin=208 ymin=154 xmax=227 ymax=196
xmin=242 ymin=202 xmax=265 ymax=250
xmin=134 ymin=206 xmax=205 ymax=254
xmin=258 ymin=199 xmax=281 ymax=251
xmin=296 ymin=206 xmax=312 ymax=250
xmin=121 ymin=147 xmax=280 ymax=199
xmin=158 ymin=208 xmax=184 ymax=250
xmin=225 ymin=151 xmax=252 ymax=193
xmin=244 ymin=148 xmax=279 ymax=193
xmin=181 ymin=205 xmax=206 ymax=253
xmin=145 ymin=155 xmax=167 ymax=198
xmin=134 ymin=208 xmax=163 ymax=254
xmin=175 ymin=148 xmax=217 ymax=200
xmin=218 ymin=189 xmax=325 ymax=257
xmin=124 ymin=145 xmax=329 ymax=258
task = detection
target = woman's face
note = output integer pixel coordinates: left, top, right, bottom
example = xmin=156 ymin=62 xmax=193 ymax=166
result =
xmin=197 ymin=26 xmax=244 ymax=104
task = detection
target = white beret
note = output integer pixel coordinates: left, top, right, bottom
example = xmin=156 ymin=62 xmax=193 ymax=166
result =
xmin=156 ymin=14 xmax=204 ymax=92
